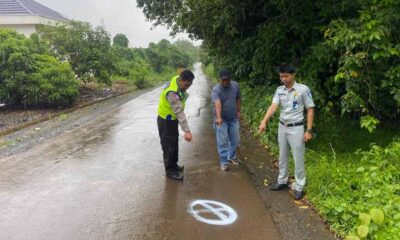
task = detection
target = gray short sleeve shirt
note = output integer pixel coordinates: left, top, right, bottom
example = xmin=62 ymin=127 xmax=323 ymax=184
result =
xmin=272 ymin=82 xmax=315 ymax=124
xmin=211 ymin=81 xmax=241 ymax=121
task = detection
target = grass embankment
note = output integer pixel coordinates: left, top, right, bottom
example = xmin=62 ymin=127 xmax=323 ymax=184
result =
xmin=111 ymin=66 xmax=178 ymax=90
xmin=240 ymin=84 xmax=400 ymax=239
xmin=202 ymin=63 xmax=218 ymax=84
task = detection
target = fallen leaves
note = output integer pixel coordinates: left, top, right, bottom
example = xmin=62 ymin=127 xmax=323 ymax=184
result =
xmin=263 ymin=179 xmax=269 ymax=186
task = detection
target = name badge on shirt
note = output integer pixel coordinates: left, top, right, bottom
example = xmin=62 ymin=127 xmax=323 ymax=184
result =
xmin=293 ymin=100 xmax=299 ymax=110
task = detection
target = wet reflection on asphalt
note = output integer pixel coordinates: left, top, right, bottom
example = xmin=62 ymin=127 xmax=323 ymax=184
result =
xmin=0 ymin=63 xmax=280 ymax=240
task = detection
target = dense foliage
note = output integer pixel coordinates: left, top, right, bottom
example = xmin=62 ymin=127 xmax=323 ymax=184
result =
xmin=38 ymin=21 xmax=115 ymax=85
xmin=113 ymin=33 xmax=130 ymax=48
xmin=112 ymin=38 xmax=199 ymax=88
xmin=0 ymin=29 xmax=79 ymax=107
xmin=1 ymin=20 xmax=199 ymax=108
xmin=145 ymin=39 xmax=191 ymax=73
xmin=138 ymin=0 xmax=400 ymax=130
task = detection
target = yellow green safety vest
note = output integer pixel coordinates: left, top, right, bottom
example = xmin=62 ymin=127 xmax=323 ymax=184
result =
xmin=158 ymin=75 xmax=188 ymax=120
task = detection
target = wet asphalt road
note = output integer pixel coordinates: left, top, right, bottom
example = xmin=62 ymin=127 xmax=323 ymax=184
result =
xmin=0 ymin=63 xmax=280 ymax=240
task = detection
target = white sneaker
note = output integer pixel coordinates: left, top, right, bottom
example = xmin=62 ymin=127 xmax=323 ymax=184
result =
xmin=229 ymin=158 xmax=240 ymax=165
xmin=221 ymin=164 xmax=229 ymax=171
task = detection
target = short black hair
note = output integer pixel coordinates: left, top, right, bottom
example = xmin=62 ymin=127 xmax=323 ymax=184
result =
xmin=219 ymin=68 xmax=232 ymax=80
xmin=180 ymin=69 xmax=195 ymax=81
xmin=279 ymin=64 xmax=296 ymax=74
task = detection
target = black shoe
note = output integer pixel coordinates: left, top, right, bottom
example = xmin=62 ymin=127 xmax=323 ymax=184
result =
xmin=176 ymin=165 xmax=184 ymax=172
xmin=269 ymin=183 xmax=289 ymax=191
xmin=166 ymin=172 xmax=183 ymax=181
xmin=294 ymin=190 xmax=304 ymax=200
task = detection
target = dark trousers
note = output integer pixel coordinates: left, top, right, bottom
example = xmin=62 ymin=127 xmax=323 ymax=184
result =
xmin=157 ymin=116 xmax=179 ymax=174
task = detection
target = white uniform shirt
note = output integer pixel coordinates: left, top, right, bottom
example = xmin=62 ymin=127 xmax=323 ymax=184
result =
xmin=272 ymin=82 xmax=315 ymax=124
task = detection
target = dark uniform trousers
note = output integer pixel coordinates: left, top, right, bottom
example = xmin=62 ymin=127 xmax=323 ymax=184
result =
xmin=157 ymin=116 xmax=179 ymax=174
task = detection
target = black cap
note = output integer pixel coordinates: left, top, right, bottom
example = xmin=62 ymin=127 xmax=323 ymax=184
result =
xmin=219 ymin=69 xmax=231 ymax=80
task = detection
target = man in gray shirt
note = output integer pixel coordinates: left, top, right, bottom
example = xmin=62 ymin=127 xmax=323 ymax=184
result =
xmin=211 ymin=69 xmax=241 ymax=171
xmin=258 ymin=64 xmax=315 ymax=200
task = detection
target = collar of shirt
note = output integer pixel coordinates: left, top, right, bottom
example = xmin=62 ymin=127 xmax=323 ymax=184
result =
xmin=283 ymin=81 xmax=298 ymax=92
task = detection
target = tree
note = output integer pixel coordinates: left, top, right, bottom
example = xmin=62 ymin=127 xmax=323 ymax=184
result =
xmin=113 ymin=33 xmax=129 ymax=47
xmin=38 ymin=21 xmax=115 ymax=85
xmin=0 ymin=29 xmax=79 ymax=107
xmin=144 ymin=39 xmax=191 ymax=72
xmin=174 ymin=39 xmax=199 ymax=63
xmin=137 ymin=0 xmax=400 ymax=125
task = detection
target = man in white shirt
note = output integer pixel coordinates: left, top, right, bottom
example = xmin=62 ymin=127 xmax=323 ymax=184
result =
xmin=258 ymin=64 xmax=315 ymax=200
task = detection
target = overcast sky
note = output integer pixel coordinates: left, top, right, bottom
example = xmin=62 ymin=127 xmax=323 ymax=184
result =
xmin=36 ymin=0 xmax=200 ymax=48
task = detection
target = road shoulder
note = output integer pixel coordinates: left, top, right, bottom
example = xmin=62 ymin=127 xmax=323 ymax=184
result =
xmin=238 ymin=126 xmax=338 ymax=240
xmin=0 ymin=87 xmax=159 ymax=159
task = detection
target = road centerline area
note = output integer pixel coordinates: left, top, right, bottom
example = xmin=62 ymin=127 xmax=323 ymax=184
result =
xmin=0 ymin=63 xmax=280 ymax=240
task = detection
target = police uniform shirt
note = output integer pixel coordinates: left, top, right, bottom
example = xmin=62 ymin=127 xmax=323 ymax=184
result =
xmin=167 ymin=92 xmax=190 ymax=132
xmin=272 ymin=82 xmax=315 ymax=124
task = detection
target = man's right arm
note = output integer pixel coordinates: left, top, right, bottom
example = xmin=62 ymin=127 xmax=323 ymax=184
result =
xmin=258 ymin=103 xmax=279 ymax=133
xmin=211 ymin=86 xmax=222 ymax=126
xmin=214 ymin=100 xmax=222 ymax=126
xmin=167 ymin=92 xmax=192 ymax=142
xmin=258 ymin=89 xmax=280 ymax=133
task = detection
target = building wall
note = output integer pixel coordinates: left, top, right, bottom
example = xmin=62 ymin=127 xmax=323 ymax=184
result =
xmin=0 ymin=15 xmax=66 ymax=36
xmin=0 ymin=24 xmax=36 ymax=36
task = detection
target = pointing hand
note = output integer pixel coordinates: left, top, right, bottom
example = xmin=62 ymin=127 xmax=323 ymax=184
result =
xmin=184 ymin=131 xmax=193 ymax=142
xmin=258 ymin=122 xmax=267 ymax=134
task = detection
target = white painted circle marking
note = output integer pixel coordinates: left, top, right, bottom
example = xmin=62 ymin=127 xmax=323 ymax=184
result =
xmin=188 ymin=200 xmax=238 ymax=225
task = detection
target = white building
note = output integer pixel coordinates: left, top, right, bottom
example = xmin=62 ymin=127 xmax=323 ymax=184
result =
xmin=0 ymin=0 xmax=68 ymax=36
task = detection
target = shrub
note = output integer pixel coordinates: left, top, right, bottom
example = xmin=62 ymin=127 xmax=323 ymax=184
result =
xmin=133 ymin=78 xmax=148 ymax=90
xmin=0 ymin=29 xmax=79 ymax=108
xmin=129 ymin=61 xmax=151 ymax=89
xmin=26 ymin=55 xmax=79 ymax=107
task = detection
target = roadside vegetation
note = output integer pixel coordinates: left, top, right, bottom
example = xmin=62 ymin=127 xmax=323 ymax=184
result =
xmin=138 ymin=0 xmax=400 ymax=238
xmin=240 ymin=84 xmax=400 ymax=239
xmin=0 ymin=21 xmax=199 ymax=109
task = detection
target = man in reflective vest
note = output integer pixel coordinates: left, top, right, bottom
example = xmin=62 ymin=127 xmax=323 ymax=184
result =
xmin=157 ymin=70 xmax=195 ymax=181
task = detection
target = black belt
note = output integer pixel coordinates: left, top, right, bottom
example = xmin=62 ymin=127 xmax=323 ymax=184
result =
xmin=280 ymin=121 xmax=304 ymax=127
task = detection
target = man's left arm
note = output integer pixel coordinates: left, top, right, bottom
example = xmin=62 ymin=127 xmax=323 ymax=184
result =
xmin=304 ymin=107 xmax=314 ymax=142
xmin=303 ymin=86 xmax=315 ymax=142
xmin=236 ymin=98 xmax=241 ymax=119
xmin=236 ymin=84 xmax=241 ymax=119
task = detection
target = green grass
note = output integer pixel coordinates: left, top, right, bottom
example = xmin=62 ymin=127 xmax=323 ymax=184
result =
xmin=202 ymin=63 xmax=218 ymax=84
xmin=0 ymin=139 xmax=17 ymax=148
xmin=147 ymin=67 xmax=177 ymax=86
xmin=308 ymin=115 xmax=398 ymax=154
xmin=112 ymin=67 xmax=177 ymax=90
xmin=58 ymin=113 xmax=69 ymax=121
